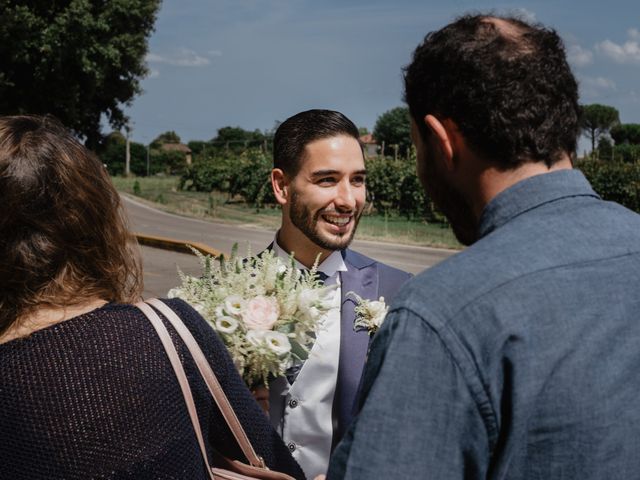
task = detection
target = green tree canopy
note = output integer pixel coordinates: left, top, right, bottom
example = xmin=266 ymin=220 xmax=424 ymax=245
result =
xmin=151 ymin=131 xmax=182 ymax=148
xmin=580 ymin=104 xmax=620 ymax=153
xmin=373 ymin=107 xmax=412 ymax=156
xmin=212 ymin=126 xmax=266 ymax=145
xmin=610 ymin=124 xmax=640 ymax=145
xmin=0 ymin=0 xmax=161 ymax=149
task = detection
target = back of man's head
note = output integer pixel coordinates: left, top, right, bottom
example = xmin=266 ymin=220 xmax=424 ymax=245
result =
xmin=273 ymin=109 xmax=361 ymax=176
xmin=404 ymin=14 xmax=580 ymax=168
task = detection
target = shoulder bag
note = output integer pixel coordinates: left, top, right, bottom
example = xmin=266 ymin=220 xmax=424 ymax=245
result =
xmin=136 ymin=298 xmax=296 ymax=480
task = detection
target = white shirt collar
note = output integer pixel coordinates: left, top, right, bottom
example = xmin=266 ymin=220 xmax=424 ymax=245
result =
xmin=272 ymin=232 xmax=347 ymax=278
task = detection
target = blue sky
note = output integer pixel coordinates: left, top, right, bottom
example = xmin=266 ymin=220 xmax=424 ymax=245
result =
xmin=125 ymin=0 xmax=640 ymax=154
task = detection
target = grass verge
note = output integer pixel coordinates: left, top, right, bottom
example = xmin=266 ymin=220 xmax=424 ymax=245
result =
xmin=112 ymin=175 xmax=461 ymax=249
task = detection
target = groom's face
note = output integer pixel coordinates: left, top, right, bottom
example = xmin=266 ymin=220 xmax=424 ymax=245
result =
xmin=287 ymin=135 xmax=366 ymax=251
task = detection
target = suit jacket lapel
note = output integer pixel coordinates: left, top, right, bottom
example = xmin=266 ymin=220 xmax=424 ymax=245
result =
xmin=332 ymin=251 xmax=378 ymax=445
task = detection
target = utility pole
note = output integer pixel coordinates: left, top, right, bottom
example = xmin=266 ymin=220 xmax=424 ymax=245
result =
xmin=125 ymin=124 xmax=131 ymax=177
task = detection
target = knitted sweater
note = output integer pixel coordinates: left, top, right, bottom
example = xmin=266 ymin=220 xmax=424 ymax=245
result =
xmin=0 ymin=298 xmax=305 ymax=480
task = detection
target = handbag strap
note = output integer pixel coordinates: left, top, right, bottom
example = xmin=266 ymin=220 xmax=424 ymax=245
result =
xmin=142 ymin=298 xmax=266 ymax=469
xmin=135 ymin=301 xmax=216 ymax=480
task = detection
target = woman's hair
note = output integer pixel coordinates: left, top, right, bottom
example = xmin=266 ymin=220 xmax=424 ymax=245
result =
xmin=0 ymin=115 xmax=143 ymax=334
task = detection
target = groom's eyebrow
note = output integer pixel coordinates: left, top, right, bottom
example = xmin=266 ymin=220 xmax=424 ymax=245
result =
xmin=310 ymin=169 xmax=367 ymax=177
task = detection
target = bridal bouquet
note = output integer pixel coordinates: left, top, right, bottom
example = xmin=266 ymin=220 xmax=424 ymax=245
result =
xmin=168 ymin=245 xmax=335 ymax=388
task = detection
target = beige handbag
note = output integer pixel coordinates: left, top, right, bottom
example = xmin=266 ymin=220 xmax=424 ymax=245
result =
xmin=136 ymin=298 xmax=296 ymax=480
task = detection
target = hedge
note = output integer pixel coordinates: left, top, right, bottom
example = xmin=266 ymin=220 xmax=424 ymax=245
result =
xmin=577 ymin=160 xmax=640 ymax=213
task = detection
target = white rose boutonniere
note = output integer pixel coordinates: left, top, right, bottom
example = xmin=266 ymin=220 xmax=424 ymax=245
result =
xmin=348 ymin=292 xmax=388 ymax=336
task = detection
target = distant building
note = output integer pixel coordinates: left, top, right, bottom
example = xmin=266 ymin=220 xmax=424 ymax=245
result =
xmin=359 ymin=133 xmax=380 ymax=158
xmin=161 ymin=143 xmax=192 ymax=165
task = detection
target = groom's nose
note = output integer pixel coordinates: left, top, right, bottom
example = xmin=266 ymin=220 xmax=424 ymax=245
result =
xmin=333 ymin=180 xmax=357 ymax=211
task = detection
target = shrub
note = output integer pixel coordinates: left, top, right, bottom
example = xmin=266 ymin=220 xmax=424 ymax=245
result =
xmin=577 ymin=160 xmax=640 ymax=213
xmin=180 ymin=149 xmax=275 ymax=208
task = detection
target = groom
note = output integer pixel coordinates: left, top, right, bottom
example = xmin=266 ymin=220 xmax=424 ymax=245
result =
xmin=265 ymin=109 xmax=411 ymax=479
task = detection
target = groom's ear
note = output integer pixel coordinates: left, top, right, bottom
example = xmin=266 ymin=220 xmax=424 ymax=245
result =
xmin=271 ymin=168 xmax=290 ymax=206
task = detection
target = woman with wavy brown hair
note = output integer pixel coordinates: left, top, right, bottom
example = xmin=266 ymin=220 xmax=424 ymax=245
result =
xmin=0 ymin=115 xmax=304 ymax=480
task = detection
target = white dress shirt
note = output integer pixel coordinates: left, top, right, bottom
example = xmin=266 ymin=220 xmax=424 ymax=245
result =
xmin=270 ymin=237 xmax=347 ymax=480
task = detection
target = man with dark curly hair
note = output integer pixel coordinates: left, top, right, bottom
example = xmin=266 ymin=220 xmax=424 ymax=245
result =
xmin=327 ymin=14 xmax=640 ymax=480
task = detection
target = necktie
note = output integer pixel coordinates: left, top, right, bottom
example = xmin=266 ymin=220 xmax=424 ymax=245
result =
xmin=315 ymin=270 xmax=329 ymax=284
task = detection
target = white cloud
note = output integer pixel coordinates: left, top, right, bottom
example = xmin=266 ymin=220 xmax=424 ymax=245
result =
xmin=567 ymin=45 xmax=593 ymax=67
xmin=579 ymin=76 xmax=617 ymax=98
xmin=146 ymin=48 xmax=211 ymax=67
xmin=582 ymin=76 xmax=616 ymax=90
xmin=596 ymin=29 xmax=640 ymax=64
xmin=208 ymin=49 xmax=223 ymax=57
xmin=147 ymin=69 xmax=160 ymax=79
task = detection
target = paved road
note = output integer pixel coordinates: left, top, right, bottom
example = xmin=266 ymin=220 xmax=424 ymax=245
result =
xmin=122 ymin=195 xmax=458 ymax=297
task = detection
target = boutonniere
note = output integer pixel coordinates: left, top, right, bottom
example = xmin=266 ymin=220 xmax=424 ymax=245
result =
xmin=348 ymin=292 xmax=388 ymax=336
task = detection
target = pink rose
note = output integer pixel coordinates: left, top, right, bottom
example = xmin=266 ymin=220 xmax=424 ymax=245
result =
xmin=242 ymin=295 xmax=280 ymax=330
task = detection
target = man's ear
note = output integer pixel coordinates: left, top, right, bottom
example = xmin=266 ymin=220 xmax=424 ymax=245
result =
xmin=424 ymin=115 xmax=457 ymax=172
xmin=271 ymin=168 xmax=290 ymax=206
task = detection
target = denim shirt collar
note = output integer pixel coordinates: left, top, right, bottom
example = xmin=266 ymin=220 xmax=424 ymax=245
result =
xmin=478 ymin=169 xmax=600 ymax=239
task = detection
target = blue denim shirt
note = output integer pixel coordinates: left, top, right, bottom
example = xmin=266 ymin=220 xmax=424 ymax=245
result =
xmin=328 ymin=170 xmax=640 ymax=479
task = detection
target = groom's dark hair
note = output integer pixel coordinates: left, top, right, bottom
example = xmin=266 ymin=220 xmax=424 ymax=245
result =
xmin=404 ymin=14 xmax=580 ymax=168
xmin=273 ymin=109 xmax=362 ymax=176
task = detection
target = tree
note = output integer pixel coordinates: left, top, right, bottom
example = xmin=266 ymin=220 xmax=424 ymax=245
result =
xmin=580 ymin=104 xmax=620 ymax=154
xmin=610 ymin=124 xmax=640 ymax=145
xmin=151 ymin=131 xmax=182 ymax=149
xmin=0 ymin=1 xmax=161 ymax=149
xmin=213 ymin=126 xmax=265 ymax=145
xmin=99 ymin=132 xmax=150 ymax=176
xmin=373 ymin=107 xmax=412 ymax=156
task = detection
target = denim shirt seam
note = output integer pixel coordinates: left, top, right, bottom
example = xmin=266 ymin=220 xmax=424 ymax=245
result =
xmin=396 ymin=304 xmax=501 ymax=449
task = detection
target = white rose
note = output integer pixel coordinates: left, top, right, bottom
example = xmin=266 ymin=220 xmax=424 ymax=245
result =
xmin=264 ymin=331 xmax=291 ymax=356
xmin=367 ymin=297 xmax=388 ymax=328
xmin=215 ymin=315 xmax=239 ymax=334
xmin=224 ymin=295 xmax=245 ymax=316
xmin=246 ymin=329 xmax=268 ymax=346
xmin=241 ymin=295 xmax=280 ymax=330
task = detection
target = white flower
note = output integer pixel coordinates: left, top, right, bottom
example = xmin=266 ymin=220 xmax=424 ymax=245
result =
xmin=215 ymin=315 xmax=239 ymax=334
xmin=297 ymin=288 xmax=322 ymax=312
xmin=242 ymin=295 xmax=279 ymax=330
xmin=246 ymin=329 xmax=268 ymax=346
xmin=224 ymin=295 xmax=245 ymax=315
xmin=351 ymin=293 xmax=388 ymax=335
xmin=263 ymin=262 xmax=280 ymax=291
xmin=264 ymin=331 xmax=291 ymax=356
xmin=364 ymin=297 xmax=387 ymax=329
xmin=167 ymin=288 xmax=183 ymax=299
